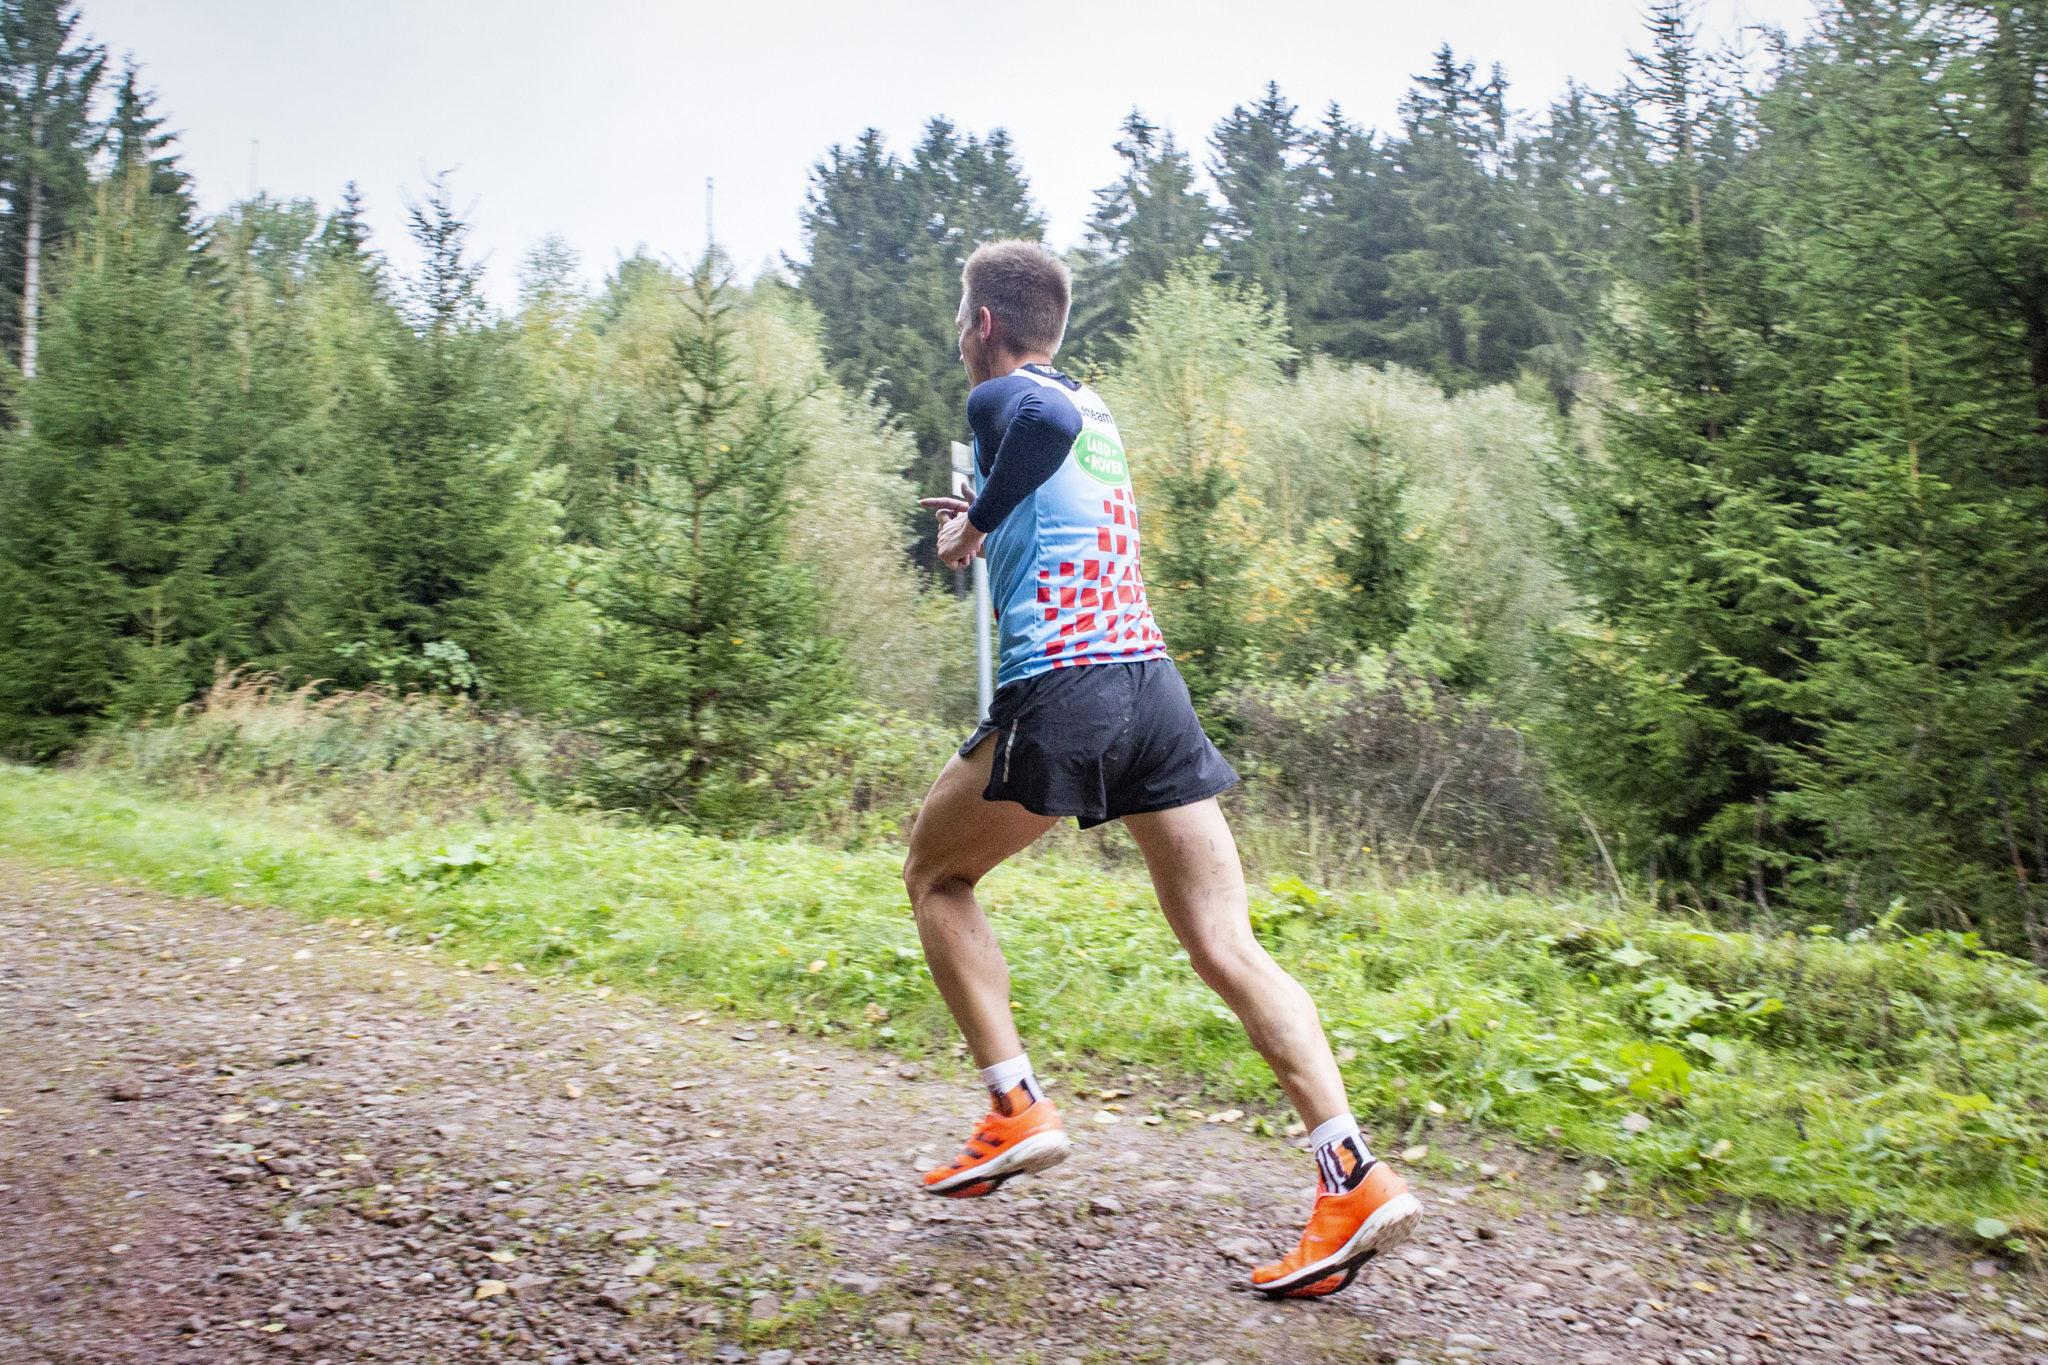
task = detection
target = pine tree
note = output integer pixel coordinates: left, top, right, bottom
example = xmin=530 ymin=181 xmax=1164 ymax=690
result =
xmin=1209 ymin=83 xmax=1313 ymax=338
xmin=308 ymin=177 xmax=533 ymax=699
xmin=1750 ymin=0 xmax=2048 ymax=959
xmin=798 ymin=120 xmax=1043 ymax=506
xmin=1150 ymin=462 xmax=1250 ymax=706
xmin=318 ymin=181 xmax=376 ymax=268
xmin=509 ymin=235 xmax=616 ymax=545
xmin=0 ymin=171 xmax=219 ymax=754
xmin=106 ymin=64 xmax=189 ymax=217
xmin=200 ymin=192 xmax=330 ymax=674
xmin=1375 ymin=48 xmax=1571 ymax=390
xmin=591 ymin=255 xmax=842 ymax=823
xmin=1328 ymin=428 xmax=1421 ymax=651
xmin=0 ymin=0 xmax=103 ymax=384
xmin=905 ymin=119 xmax=1042 ymax=488
xmin=1296 ymin=106 xmax=1418 ymax=361
xmin=1068 ymin=110 xmax=1214 ymax=360
xmin=1544 ymin=3 xmax=1815 ymax=911
xmin=299 ymin=179 xmax=402 ymax=654
xmin=1516 ymin=83 xmax=1614 ymax=409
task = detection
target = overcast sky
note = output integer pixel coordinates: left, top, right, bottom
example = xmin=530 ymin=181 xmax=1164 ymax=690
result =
xmin=81 ymin=0 xmax=1818 ymax=306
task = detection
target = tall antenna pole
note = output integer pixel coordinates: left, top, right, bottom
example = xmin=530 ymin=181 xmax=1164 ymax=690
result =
xmin=705 ymin=176 xmax=715 ymax=257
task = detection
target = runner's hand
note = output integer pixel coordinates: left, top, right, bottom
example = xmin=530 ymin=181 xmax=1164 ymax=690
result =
xmin=934 ymin=506 xmax=985 ymax=570
xmin=919 ymin=495 xmax=972 ymax=521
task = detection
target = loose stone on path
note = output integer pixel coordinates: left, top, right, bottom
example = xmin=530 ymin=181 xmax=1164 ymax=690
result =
xmin=0 ymin=859 xmax=2040 ymax=1365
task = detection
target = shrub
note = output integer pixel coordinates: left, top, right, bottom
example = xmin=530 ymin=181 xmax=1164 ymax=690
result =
xmin=78 ymin=670 xmax=963 ymax=850
xmin=1218 ymin=655 xmax=1559 ymax=888
xmin=75 ymin=671 xmax=583 ymax=832
xmin=697 ymin=705 xmax=956 ymax=845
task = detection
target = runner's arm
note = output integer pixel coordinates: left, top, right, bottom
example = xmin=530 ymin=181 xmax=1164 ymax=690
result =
xmin=967 ymin=387 xmax=1082 ymax=534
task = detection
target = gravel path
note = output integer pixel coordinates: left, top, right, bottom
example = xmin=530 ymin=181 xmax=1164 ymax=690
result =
xmin=2 ymin=860 xmax=2045 ymax=1365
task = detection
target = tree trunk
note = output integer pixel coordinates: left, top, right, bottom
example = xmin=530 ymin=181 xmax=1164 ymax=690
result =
xmin=1750 ymin=796 xmax=1770 ymax=914
xmin=22 ymin=105 xmax=42 ymax=383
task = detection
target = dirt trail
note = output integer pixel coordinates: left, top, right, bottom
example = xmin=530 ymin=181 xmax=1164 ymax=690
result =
xmin=1 ymin=862 xmax=2044 ymax=1365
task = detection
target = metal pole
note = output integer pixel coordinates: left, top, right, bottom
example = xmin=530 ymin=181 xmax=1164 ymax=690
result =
xmin=951 ymin=441 xmax=995 ymax=721
xmin=973 ymin=556 xmax=993 ymax=721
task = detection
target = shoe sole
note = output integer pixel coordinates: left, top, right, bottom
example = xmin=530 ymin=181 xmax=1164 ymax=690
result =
xmin=1251 ymin=1190 xmax=1422 ymax=1298
xmin=921 ymin=1129 xmax=1072 ymax=1197
xmin=1281 ymin=1262 xmax=1363 ymax=1299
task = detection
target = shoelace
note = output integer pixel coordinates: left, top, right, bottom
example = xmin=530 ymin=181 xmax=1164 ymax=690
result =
xmin=951 ymin=1116 xmax=1006 ymax=1168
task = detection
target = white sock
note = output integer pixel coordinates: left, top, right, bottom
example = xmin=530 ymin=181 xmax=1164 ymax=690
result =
xmin=977 ymin=1053 xmax=1043 ymax=1112
xmin=1308 ymin=1113 xmax=1375 ymax=1191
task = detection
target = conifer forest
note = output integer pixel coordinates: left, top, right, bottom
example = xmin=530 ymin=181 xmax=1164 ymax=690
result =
xmin=6 ymin=0 xmax=2048 ymax=987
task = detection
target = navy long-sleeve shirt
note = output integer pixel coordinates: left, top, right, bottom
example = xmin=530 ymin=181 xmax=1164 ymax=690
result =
xmin=966 ymin=365 xmax=1084 ymax=534
xmin=960 ymin=363 xmax=1168 ymax=684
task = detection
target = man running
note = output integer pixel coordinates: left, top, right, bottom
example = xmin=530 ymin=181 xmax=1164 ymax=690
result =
xmin=903 ymin=239 xmax=1419 ymax=1298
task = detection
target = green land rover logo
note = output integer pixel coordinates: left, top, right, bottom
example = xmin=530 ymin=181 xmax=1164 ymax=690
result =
xmin=1074 ymin=430 xmax=1128 ymax=486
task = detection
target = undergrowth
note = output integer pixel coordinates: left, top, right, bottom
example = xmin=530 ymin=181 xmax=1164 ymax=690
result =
xmin=3 ymin=763 xmax=2045 ymax=1245
xmin=74 ymin=674 xmax=586 ymax=833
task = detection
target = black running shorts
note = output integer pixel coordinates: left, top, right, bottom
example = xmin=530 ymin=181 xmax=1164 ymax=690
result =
xmin=957 ymin=659 xmax=1238 ymax=828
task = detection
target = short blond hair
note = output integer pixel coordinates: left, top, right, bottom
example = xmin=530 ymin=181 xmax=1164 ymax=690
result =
xmin=961 ymin=239 xmax=1071 ymax=356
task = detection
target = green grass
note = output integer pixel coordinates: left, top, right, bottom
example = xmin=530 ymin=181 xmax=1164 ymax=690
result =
xmin=4 ymin=761 xmax=2046 ymax=1242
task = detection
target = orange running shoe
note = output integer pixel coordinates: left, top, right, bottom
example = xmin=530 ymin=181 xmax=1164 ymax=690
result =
xmin=1249 ymin=1162 xmax=1421 ymax=1298
xmin=1277 ymin=1271 xmax=1350 ymax=1299
xmin=920 ymin=1095 xmax=1071 ymax=1198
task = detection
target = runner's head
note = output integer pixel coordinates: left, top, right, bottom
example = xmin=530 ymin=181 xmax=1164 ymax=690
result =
xmin=958 ymin=239 xmax=1070 ymax=382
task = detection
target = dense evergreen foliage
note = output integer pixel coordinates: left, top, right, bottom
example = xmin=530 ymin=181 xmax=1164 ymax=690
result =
xmin=795 ymin=120 xmax=1042 ymax=499
xmin=14 ymin=0 xmax=2048 ymax=963
xmin=0 ymin=0 xmax=103 ymax=388
xmin=1067 ymin=111 xmax=1213 ymax=360
xmin=588 ymin=257 xmax=843 ymax=823
xmin=1527 ymin=2 xmax=2048 ymax=962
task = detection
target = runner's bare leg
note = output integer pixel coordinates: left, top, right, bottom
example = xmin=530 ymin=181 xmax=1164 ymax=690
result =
xmin=1123 ymin=798 xmax=1348 ymax=1129
xmin=903 ymin=737 xmax=1059 ymax=1069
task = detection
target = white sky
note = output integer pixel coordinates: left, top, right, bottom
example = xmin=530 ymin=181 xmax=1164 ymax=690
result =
xmin=82 ymin=0 xmax=1818 ymax=307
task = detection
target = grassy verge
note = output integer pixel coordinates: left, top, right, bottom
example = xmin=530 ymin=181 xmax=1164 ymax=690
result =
xmin=3 ymin=762 xmax=2045 ymax=1242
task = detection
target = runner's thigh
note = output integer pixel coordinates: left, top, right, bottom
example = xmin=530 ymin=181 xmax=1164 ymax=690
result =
xmin=1121 ymin=797 xmax=1256 ymax=953
xmin=906 ymin=736 xmax=1060 ymax=886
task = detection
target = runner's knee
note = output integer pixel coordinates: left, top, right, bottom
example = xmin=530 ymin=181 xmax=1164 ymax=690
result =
xmin=1182 ymin=930 xmax=1266 ymax=991
xmin=902 ymin=853 xmax=976 ymax=910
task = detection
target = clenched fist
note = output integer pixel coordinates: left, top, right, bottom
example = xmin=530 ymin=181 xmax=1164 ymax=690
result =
xmin=920 ymin=496 xmax=986 ymax=571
